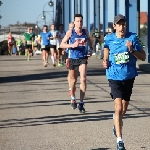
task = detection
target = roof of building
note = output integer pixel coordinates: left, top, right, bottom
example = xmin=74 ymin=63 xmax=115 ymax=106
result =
xmin=140 ymin=12 xmax=147 ymax=24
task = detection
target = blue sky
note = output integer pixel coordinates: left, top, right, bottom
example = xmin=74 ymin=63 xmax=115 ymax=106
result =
xmin=0 ymin=0 xmax=148 ymax=27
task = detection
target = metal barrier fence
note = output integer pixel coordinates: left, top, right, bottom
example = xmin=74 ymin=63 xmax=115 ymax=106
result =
xmin=140 ymin=35 xmax=147 ymax=51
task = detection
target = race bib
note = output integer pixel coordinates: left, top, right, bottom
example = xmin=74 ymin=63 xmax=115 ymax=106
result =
xmin=74 ymin=38 xmax=86 ymax=46
xmin=114 ymin=52 xmax=129 ymax=64
xmin=41 ymin=45 xmax=45 ymax=48
xmin=27 ymin=41 xmax=32 ymax=45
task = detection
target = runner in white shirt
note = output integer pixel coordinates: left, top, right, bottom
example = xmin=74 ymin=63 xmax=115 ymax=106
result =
xmin=49 ymin=24 xmax=58 ymax=67
xmin=57 ymin=24 xmax=66 ymax=67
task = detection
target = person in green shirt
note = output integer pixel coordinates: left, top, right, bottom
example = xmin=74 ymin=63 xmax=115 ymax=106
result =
xmin=23 ymin=27 xmax=33 ymax=61
xmin=16 ymin=37 xmax=22 ymax=55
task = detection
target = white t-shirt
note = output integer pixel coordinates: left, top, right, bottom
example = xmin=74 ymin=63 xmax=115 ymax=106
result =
xmin=49 ymin=30 xmax=57 ymax=45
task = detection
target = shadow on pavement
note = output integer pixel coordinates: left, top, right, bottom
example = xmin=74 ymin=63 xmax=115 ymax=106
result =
xmin=0 ymin=110 xmax=113 ymax=128
xmin=0 ymin=99 xmax=111 ymax=110
xmin=0 ymin=107 xmax=149 ymax=128
xmin=0 ymin=68 xmax=106 ymax=84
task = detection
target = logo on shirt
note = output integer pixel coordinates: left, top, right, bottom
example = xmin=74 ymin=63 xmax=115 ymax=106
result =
xmin=74 ymin=38 xmax=86 ymax=46
xmin=113 ymin=41 xmax=120 ymax=44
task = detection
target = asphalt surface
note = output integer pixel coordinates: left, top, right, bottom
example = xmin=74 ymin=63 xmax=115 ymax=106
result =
xmin=0 ymin=55 xmax=150 ymax=150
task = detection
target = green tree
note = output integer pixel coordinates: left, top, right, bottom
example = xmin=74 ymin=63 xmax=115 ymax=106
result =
xmin=140 ymin=22 xmax=147 ymax=36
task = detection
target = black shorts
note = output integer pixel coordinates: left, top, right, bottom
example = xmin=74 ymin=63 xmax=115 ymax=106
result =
xmin=108 ymin=78 xmax=135 ymax=101
xmin=41 ymin=45 xmax=50 ymax=51
xmin=69 ymin=57 xmax=87 ymax=70
xmin=50 ymin=45 xmax=56 ymax=49
xmin=25 ymin=44 xmax=32 ymax=49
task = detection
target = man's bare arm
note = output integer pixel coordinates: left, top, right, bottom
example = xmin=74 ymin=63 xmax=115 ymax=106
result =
xmin=132 ymin=50 xmax=146 ymax=61
xmin=126 ymin=40 xmax=146 ymax=61
xmin=102 ymin=47 xmax=109 ymax=68
xmin=60 ymin=30 xmax=73 ymax=49
xmin=103 ymin=48 xmax=109 ymax=61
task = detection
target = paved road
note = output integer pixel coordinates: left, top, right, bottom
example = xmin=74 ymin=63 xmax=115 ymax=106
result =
xmin=0 ymin=55 xmax=150 ymax=150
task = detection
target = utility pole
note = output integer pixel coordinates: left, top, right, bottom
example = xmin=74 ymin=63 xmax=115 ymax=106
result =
xmin=98 ymin=0 xmax=100 ymax=32
xmin=137 ymin=0 xmax=140 ymax=37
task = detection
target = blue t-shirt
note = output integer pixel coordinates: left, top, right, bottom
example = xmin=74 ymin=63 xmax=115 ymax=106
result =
xmin=40 ymin=32 xmax=52 ymax=45
xmin=104 ymin=32 xmax=143 ymax=80
xmin=69 ymin=29 xmax=87 ymax=59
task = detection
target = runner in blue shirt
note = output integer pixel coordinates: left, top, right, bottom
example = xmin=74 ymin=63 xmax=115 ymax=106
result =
xmin=40 ymin=25 xmax=52 ymax=67
xmin=102 ymin=14 xmax=146 ymax=150
xmin=60 ymin=14 xmax=93 ymax=113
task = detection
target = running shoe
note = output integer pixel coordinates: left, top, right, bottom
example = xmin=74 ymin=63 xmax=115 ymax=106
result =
xmin=43 ymin=62 xmax=47 ymax=67
xmin=117 ymin=141 xmax=126 ymax=150
xmin=78 ymin=103 xmax=85 ymax=113
xmin=70 ymin=100 xmax=77 ymax=109
xmin=53 ymin=63 xmax=56 ymax=67
xmin=58 ymin=63 xmax=62 ymax=67
xmin=60 ymin=63 xmax=64 ymax=67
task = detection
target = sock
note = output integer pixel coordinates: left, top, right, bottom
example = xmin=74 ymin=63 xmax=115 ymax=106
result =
xmin=71 ymin=95 xmax=76 ymax=100
xmin=51 ymin=56 xmax=54 ymax=64
xmin=69 ymin=88 xmax=71 ymax=90
xmin=117 ymin=137 xmax=123 ymax=143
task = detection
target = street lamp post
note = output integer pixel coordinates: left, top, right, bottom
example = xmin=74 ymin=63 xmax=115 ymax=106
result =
xmin=41 ymin=0 xmax=54 ymax=24
xmin=35 ymin=13 xmax=46 ymax=34
xmin=42 ymin=11 xmax=54 ymax=25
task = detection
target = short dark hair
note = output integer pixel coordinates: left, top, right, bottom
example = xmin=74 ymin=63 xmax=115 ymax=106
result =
xmin=43 ymin=25 xmax=48 ymax=29
xmin=59 ymin=24 xmax=64 ymax=27
xmin=74 ymin=14 xmax=83 ymax=20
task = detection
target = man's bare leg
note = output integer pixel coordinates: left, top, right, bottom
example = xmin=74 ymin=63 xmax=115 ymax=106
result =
xmin=78 ymin=64 xmax=87 ymax=113
xmin=69 ymin=69 xmax=78 ymax=109
xmin=114 ymin=98 xmax=129 ymax=145
xmin=79 ymin=64 xmax=87 ymax=101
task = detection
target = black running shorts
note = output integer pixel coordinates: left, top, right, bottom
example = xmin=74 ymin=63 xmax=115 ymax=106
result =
xmin=108 ymin=78 xmax=135 ymax=101
xmin=41 ymin=45 xmax=50 ymax=51
xmin=69 ymin=57 xmax=87 ymax=70
xmin=50 ymin=45 xmax=56 ymax=49
xmin=25 ymin=44 xmax=32 ymax=49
